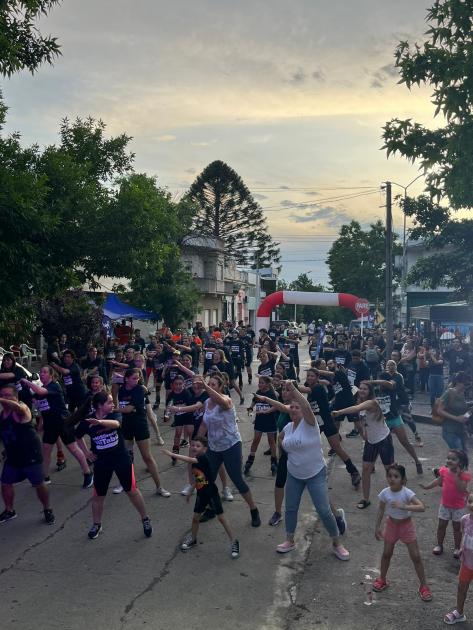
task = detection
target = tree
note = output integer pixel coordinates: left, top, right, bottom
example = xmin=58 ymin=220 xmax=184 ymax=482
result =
xmin=188 ymin=160 xmax=280 ymax=268
xmin=327 ymin=220 xmax=401 ymax=303
xmin=382 ymin=0 xmax=473 ymax=300
xmin=38 ymin=289 xmax=103 ymax=355
xmin=0 ymin=0 xmax=61 ymax=77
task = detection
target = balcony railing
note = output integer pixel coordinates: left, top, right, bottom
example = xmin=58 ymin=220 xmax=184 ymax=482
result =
xmin=194 ymin=278 xmax=235 ymax=295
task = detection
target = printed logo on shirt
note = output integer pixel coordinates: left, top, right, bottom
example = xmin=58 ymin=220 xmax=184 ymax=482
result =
xmin=347 ymin=369 xmax=356 ymax=386
xmin=259 ymin=367 xmax=272 ymax=377
xmin=333 ymin=382 xmax=342 ymax=395
xmin=255 ymin=402 xmax=271 ymax=413
xmin=63 ymin=375 xmax=73 ymax=386
xmin=37 ymin=399 xmax=50 ymax=412
xmin=377 ymin=395 xmax=391 ymax=415
xmin=205 ymin=352 xmax=214 ymax=360
xmin=15 ymin=382 xmax=22 ymax=391
xmin=193 ymin=467 xmax=208 ymax=490
xmin=94 ymin=431 xmax=119 ymax=450
xmin=118 ymin=400 xmax=127 ymax=409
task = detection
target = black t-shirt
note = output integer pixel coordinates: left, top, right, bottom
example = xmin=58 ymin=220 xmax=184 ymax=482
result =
xmin=377 ymin=371 xmax=403 ymax=420
xmin=334 ymin=350 xmax=351 ymax=367
xmin=350 ymin=335 xmax=362 ymax=350
xmin=447 ymin=348 xmax=470 ymax=373
xmin=258 ymin=359 xmax=276 ymax=377
xmin=61 ymin=362 xmax=87 ymax=403
xmin=34 ymin=381 xmax=69 ymax=421
xmin=346 ymin=360 xmax=370 ymax=387
xmin=0 ymin=409 xmax=43 ymax=467
xmin=188 ymin=391 xmax=209 ymax=426
xmin=153 ymin=352 xmax=167 ymax=373
xmin=331 ymin=370 xmax=355 ymax=407
xmin=167 ymin=389 xmax=195 ymax=424
xmin=308 ymin=344 xmax=319 ymax=362
xmin=286 ymin=338 xmax=300 ymax=359
xmin=278 ymin=355 xmax=296 ymax=379
xmin=118 ymin=384 xmax=147 ymax=422
xmin=192 ymin=452 xmax=217 ymax=495
xmin=75 ymin=412 xmax=127 ymax=457
xmin=320 ymin=344 xmax=335 ymax=362
xmin=307 ymin=384 xmax=332 ymax=428
xmin=210 ymin=361 xmax=234 ymax=381
xmin=226 ymin=339 xmax=245 ymax=363
xmin=0 ymin=365 xmax=33 ymax=407
xmin=254 ymin=389 xmax=278 ymax=423
xmin=268 ymin=327 xmax=279 ymax=341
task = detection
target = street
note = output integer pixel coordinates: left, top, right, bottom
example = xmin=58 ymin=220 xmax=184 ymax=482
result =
xmin=0 ymin=348 xmax=468 ymax=630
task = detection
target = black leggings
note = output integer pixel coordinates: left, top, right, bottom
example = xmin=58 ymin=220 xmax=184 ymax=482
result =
xmin=207 ymin=441 xmax=249 ymax=494
xmin=275 ymin=449 xmax=288 ymax=489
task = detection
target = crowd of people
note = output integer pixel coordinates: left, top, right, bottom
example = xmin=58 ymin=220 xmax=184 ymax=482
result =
xmin=1 ymin=318 xmax=473 ymax=623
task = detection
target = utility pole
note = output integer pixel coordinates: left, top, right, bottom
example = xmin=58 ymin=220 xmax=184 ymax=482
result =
xmin=385 ymin=181 xmax=393 ymax=358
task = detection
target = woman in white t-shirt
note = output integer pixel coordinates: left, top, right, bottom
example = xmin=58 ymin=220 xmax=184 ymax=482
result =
xmin=332 ymin=380 xmax=394 ymax=510
xmin=276 ymin=381 xmax=350 ymax=560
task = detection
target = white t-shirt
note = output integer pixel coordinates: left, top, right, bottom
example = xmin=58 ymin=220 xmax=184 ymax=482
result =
xmin=282 ymin=420 xmax=325 ymax=480
xmin=378 ymin=486 xmax=416 ymax=519
xmin=359 ymin=404 xmax=390 ymax=445
xmin=202 ymin=399 xmax=241 ymax=452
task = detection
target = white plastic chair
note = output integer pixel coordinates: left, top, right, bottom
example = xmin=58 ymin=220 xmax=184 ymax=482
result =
xmin=20 ymin=344 xmax=38 ymax=369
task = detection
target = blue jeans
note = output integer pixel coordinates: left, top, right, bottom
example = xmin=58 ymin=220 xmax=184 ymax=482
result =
xmin=285 ymin=466 xmax=338 ymax=538
xmin=428 ymin=374 xmax=444 ymax=406
xmin=441 ymin=426 xmax=466 ymax=452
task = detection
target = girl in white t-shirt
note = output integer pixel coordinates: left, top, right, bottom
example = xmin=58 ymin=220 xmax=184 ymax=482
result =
xmin=373 ymin=463 xmax=432 ymax=602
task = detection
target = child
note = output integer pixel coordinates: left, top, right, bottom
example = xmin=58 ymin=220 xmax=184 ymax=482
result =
xmin=161 ymin=436 xmax=240 ymax=558
xmin=420 ymin=449 xmax=471 ymax=557
xmin=374 ymin=464 xmax=432 ymax=601
xmin=444 ymin=493 xmax=473 ymax=624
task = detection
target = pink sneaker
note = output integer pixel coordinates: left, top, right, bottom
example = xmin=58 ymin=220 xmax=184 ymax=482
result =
xmin=333 ymin=544 xmax=350 ymax=561
xmin=276 ymin=540 xmax=296 ymax=554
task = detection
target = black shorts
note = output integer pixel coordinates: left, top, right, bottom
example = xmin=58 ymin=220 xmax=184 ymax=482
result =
xmin=363 ymin=434 xmax=394 ymax=465
xmin=93 ymin=452 xmax=136 ymax=496
xmin=291 ymin=355 xmax=300 ymax=368
xmin=245 ymin=351 xmax=253 ymax=367
xmin=121 ymin=416 xmax=150 ymax=442
xmin=275 ymin=449 xmax=288 ymax=489
xmin=154 ymin=369 xmax=164 ymax=384
xmin=254 ymin=415 xmax=277 ymax=433
xmin=194 ymin=486 xmax=223 ymax=515
xmin=172 ymin=415 xmax=194 ymax=428
xmin=42 ymin=416 xmax=76 ymax=446
xmin=232 ymin=360 xmax=242 ymax=374
xmin=319 ymin=416 xmax=339 ymax=438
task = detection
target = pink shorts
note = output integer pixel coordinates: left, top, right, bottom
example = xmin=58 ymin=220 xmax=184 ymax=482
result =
xmin=384 ymin=516 xmax=417 ymax=544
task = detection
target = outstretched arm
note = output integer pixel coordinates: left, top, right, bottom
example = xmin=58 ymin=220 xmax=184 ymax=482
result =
xmin=161 ymin=448 xmax=197 ymax=464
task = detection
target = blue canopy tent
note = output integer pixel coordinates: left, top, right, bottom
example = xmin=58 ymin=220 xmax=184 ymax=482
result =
xmin=103 ymin=293 xmax=159 ymax=321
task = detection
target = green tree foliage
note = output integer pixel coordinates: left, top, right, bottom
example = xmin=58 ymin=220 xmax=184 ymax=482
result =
xmin=382 ymin=0 xmax=473 ymax=300
xmin=327 ymin=221 xmax=400 ymax=304
xmin=402 ymin=195 xmax=473 ymax=300
xmin=0 ymin=0 xmax=61 ymax=76
xmin=188 ymin=160 xmax=280 ymax=268
xmin=38 ymin=289 xmax=103 ymax=354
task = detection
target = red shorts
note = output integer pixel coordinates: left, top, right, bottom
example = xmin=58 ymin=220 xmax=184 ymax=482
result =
xmin=384 ymin=516 xmax=417 ymax=544
xmin=459 ymin=564 xmax=473 ymax=584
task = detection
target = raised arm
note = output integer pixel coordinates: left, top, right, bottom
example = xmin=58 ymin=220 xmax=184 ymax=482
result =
xmin=254 ymin=395 xmax=290 ymax=414
xmin=284 ymin=380 xmax=315 ymax=426
xmin=332 ymin=399 xmax=376 ymax=417
xmin=20 ymin=378 xmax=48 ymax=397
xmin=196 ymin=377 xmax=232 ymax=410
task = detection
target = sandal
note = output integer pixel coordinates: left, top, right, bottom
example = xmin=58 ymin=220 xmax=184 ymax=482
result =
xmin=372 ymin=577 xmax=388 ymax=592
xmin=419 ymin=585 xmax=433 ymax=602
xmin=357 ymin=499 xmax=371 ymax=509
xmin=444 ymin=609 xmax=467 ymax=625
xmin=433 ymin=544 xmax=444 ymax=555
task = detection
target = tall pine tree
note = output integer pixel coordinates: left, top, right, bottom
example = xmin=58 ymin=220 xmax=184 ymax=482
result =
xmin=188 ymin=160 xmax=280 ymax=268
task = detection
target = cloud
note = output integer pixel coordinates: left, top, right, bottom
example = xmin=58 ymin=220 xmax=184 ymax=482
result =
xmin=280 ymin=199 xmax=319 ymax=209
xmin=248 ymin=133 xmax=272 ymax=144
xmin=279 ymin=185 xmax=290 ymax=190
xmin=190 ymin=139 xmax=217 ymax=146
xmin=254 ymin=193 xmax=268 ymax=200
xmin=156 ymin=134 xmax=176 ymax=142
xmin=290 ymin=205 xmax=353 ymax=227
xmin=289 ymin=68 xmax=306 ymax=84
xmin=185 ymin=168 xmax=196 ymax=174
xmin=288 ymin=67 xmax=325 ymax=85
xmin=370 ymin=62 xmax=399 ymax=89
xmin=312 ymin=69 xmax=326 ymax=82
xmin=303 ymin=191 xmax=320 ymax=196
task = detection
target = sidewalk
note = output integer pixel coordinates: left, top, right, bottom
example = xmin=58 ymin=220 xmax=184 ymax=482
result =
xmin=279 ymin=422 xmax=469 ymax=630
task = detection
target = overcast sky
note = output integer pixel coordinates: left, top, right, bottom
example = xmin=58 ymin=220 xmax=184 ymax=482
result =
xmin=3 ymin=0 xmax=436 ymax=283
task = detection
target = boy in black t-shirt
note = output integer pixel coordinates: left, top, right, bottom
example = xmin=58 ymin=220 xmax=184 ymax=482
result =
xmin=161 ymin=436 xmax=240 ymax=558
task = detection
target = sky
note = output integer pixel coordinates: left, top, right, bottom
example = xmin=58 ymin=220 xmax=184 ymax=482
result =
xmin=3 ymin=0 xmax=437 ymax=284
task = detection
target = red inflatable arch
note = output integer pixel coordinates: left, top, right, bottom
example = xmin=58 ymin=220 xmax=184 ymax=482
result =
xmin=256 ymin=291 xmax=368 ymax=331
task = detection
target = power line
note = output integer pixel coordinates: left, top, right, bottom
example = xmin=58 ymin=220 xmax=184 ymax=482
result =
xmin=262 ymin=189 xmax=380 ymax=212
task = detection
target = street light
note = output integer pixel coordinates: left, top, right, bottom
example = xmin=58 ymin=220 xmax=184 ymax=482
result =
xmin=390 ymin=173 xmax=425 ymax=326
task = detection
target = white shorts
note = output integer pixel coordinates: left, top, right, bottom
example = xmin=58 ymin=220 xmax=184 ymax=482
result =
xmin=439 ymin=504 xmax=465 ymax=522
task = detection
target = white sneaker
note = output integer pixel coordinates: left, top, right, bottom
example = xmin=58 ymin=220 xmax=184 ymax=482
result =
xmin=113 ymin=484 xmax=124 ymax=494
xmin=156 ymin=486 xmax=171 ymax=498
xmin=181 ymin=483 xmax=195 ymax=497
xmin=155 ymin=436 xmax=165 ymax=446
xmin=222 ymin=486 xmax=234 ymax=501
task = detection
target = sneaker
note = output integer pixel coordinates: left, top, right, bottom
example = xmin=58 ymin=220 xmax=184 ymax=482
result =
xmin=454 ymin=549 xmax=462 ymax=560
xmin=231 ymin=539 xmax=240 ymax=559
xmin=222 ymin=486 xmax=234 ymax=501
xmin=56 ymin=460 xmax=67 ymax=472
xmin=181 ymin=534 xmax=197 ymax=551
xmin=44 ymin=476 xmax=51 ymax=485
xmin=113 ymin=484 xmax=124 ymax=494
xmin=250 ymin=508 xmax=261 ymax=527
xmin=268 ymin=511 xmax=282 ymax=526
xmin=0 ymin=509 xmax=17 ymax=524
xmin=180 ymin=439 xmax=189 ymax=447
xmin=433 ymin=544 xmax=444 ymax=555
xmin=335 ymin=508 xmax=347 ymax=535
xmin=416 ymin=462 xmax=423 ymax=475
xmin=83 ymin=472 xmax=94 ymax=489
xmin=88 ymin=523 xmax=102 ymax=540
xmin=155 ymin=436 xmax=165 ymax=446
xmin=152 ymin=403 xmax=159 ymax=410
xmin=43 ymin=509 xmax=55 ymax=525
xmin=351 ymin=472 xmax=361 ymax=488
xmin=181 ymin=484 xmax=195 ymax=497
xmin=199 ymin=509 xmax=215 ymax=523
xmin=328 ymin=448 xmax=336 ymax=457
xmin=276 ymin=540 xmax=296 ymax=554
xmin=239 ymin=397 xmax=245 ymax=406
xmin=156 ymin=487 xmax=171 ymax=498
xmin=332 ymin=543 xmax=350 ymax=561
xmin=415 ymin=434 xmax=424 ymax=447
xmin=346 ymin=428 xmax=359 ymax=438
xmin=243 ymin=462 xmax=252 ymax=476
xmin=142 ymin=517 xmax=153 ymax=538
xmin=263 ymin=448 xmax=271 ymax=456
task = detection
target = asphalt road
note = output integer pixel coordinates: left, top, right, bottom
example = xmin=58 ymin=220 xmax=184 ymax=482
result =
xmin=0 ymin=347 xmax=467 ymax=629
